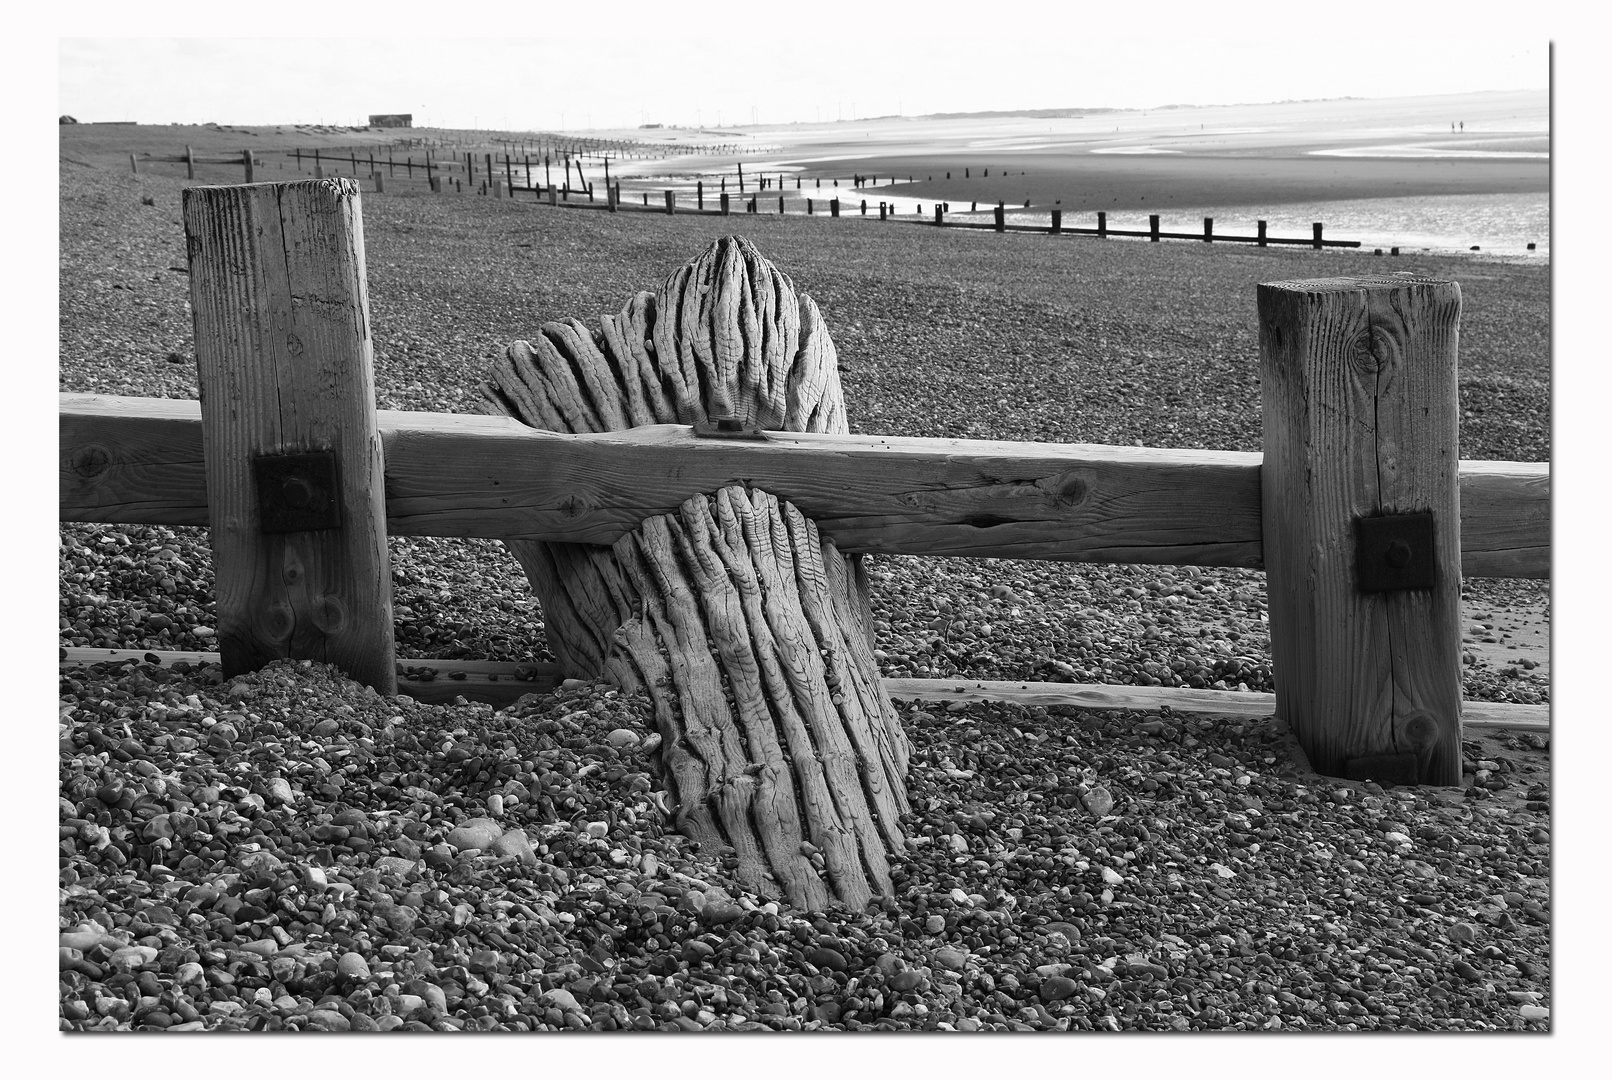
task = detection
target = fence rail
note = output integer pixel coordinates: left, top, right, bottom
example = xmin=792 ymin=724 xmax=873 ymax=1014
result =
xmin=61 ymin=395 xmax=1548 ymax=579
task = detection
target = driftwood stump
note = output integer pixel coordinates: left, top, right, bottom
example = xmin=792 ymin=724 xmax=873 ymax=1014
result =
xmin=482 ymin=236 xmax=908 ymax=910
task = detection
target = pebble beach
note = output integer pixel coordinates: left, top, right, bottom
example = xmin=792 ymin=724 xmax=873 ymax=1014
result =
xmin=57 ymin=126 xmax=1551 ymax=1039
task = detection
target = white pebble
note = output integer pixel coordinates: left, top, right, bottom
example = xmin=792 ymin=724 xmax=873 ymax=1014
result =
xmin=486 ymin=794 xmax=504 ymax=817
xmin=585 ymin=821 xmax=610 ymax=839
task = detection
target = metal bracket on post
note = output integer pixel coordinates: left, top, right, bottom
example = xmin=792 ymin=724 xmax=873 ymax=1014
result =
xmin=254 ymin=451 xmax=342 ymax=533
xmin=1355 ymin=512 xmax=1437 ymax=593
xmin=691 ymin=417 xmax=768 ymax=441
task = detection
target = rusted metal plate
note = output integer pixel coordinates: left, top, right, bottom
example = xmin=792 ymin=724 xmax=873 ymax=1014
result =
xmin=254 ymin=451 xmax=341 ymax=533
xmin=1355 ymin=512 xmax=1438 ymax=593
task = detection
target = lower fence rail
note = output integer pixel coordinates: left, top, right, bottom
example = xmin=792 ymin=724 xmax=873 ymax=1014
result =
xmin=59 ymin=648 xmax=1549 ymax=731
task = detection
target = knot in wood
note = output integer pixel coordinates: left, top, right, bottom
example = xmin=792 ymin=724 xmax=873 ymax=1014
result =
xmin=1394 ymin=710 xmax=1440 ymax=752
xmin=72 ymin=444 xmax=112 ymax=480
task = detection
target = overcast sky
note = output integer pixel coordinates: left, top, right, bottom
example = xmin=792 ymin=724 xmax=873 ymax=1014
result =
xmin=58 ymin=32 xmax=1547 ymax=132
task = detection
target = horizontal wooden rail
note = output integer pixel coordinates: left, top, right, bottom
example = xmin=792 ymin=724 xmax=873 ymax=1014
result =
xmin=60 ymin=394 xmax=1548 ymax=577
xmin=59 ymin=647 xmax=1548 ymax=730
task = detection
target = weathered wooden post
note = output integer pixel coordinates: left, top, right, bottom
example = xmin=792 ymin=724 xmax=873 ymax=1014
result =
xmin=879 ymin=202 xmax=887 ymax=221
xmin=665 ymin=190 xmax=676 ymax=215
xmin=548 ymin=184 xmax=558 ymax=206
xmin=492 ymin=178 xmax=504 ymax=198
xmin=831 ymin=198 xmax=839 ymax=217
xmin=860 ymin=200 xmax=867 ymax=215
xmin=993 ymin=205 xmax=1005 ymax=232
xmin=1149 ymin=214 xmax=1160 ymax=242
xmin=608 ymin=183 xmax=618 ymax=212
xmin=373 ymin=172 xmax=385 ymax=194
xmin=1313 ymin=223 xmax=1325 ymax=250
xmin=935 ymin=205 xmax=943 ymax=226
xmin=430 ymin=175 xmax=442 ymax=193
xmin=130 ymin=153 xmax=138 ymax=175
xmin=697 ymin=180 xmax=704 ymax=210
xmin=1258 ymin=277 xmax=1462 ymax=786
xmin=1097 ymin=211 xmax=1107 ymax=238
xmin=1204 ymin=217 xmax=1214 ymax=242
xmin=181 ymin=178 xmax=397 ymax=694
xmin=721 ymin=192 xmax=730 ymax=215
xmin=807 ymin=198 xmax=814 ymax=215
xmin=185 ymin=146 xmax=195 ymax=180
xmin=779 ymin=196 xmax=785 ymax=214
xmin=1051 ymin=207 xmax=1061 ymax=234
xmin=1258 ymin=220 xmax=1268 ymax=247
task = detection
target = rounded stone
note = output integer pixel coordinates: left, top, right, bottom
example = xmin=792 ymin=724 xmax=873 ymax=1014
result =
xmin=446 ymin=818 xmax=503 ymax=852
xmin=1040 ymin=976 xmax=1080 ymax=1001
xmin=337 ymin=952 xmax=371 ymax=981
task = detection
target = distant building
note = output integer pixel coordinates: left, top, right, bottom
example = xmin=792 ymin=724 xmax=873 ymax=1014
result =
xmin=59 ymin=115 xmax=78 ymax=124
xmin=369 ymin=114 xmax=413 ymax=128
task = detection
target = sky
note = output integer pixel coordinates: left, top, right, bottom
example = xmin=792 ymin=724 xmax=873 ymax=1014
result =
xmin=57 ymin=30 xmax=1549 ymax=132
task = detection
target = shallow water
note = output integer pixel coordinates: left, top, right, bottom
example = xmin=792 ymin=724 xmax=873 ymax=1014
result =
xmin=994 ymin=192 xmax=1551 ymax=260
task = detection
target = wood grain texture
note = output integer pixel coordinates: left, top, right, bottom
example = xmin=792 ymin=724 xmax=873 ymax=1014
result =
xmin=592 ymin=487 xmax=906 ymax=910
xmin=59 ymin=394 xmax=1549 ymax=578
xmin=1259 ymin=276 xmax=1463 ymax=785
xmin=1460 ymin=461 xmax=1550 ymax=578
xmin=182 ymin=179 xmax=396 ymax=694
xmin=57 ymin=649 xmax=1550 ymax=733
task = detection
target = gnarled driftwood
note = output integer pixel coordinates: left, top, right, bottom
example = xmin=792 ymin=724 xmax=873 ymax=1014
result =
xmin=482 ymin=236 xmax=906 ymax=909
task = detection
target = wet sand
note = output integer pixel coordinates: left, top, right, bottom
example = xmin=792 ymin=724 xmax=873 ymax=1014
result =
xmin=740 ymin=90 xmax=1548 ymax=213
xmin=811 ymin=154 xmax=1547 ymax=213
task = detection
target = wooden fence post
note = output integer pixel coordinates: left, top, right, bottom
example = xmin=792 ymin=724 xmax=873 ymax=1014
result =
xmin=807 ymin=198 xmax=814 ymax=215
xmin=549 ymin=184 xmax=558 ymax=206
xmin=130 ymin=153 xmax=138 ymax=175
xmin=608 ymin=183 xmax=618 ymax=212
xmin=779 ymin=195 xmax=785 ymax=214
xmin=1204 ymin=217 xmax=1214 ymax=242
xmin=1258 ymin=220 xmax=1268 ymax=247
xmin=665 ymin=190 xmax=675 ymax=215
xmin=1149 ymin=215 xmax=1160 ymax=242
xmin=935 ymin=205 xmax=943 ymax=226
xmin=879 ymin=202 xmax=887 ymax=221
xmin=721 ymin=192 xmax=730 ymax=215
xmin=1313 ymin=223 xmax=1324 ymax=250
xmin=697 ymin=180 xmax=704 ymax=210
xmin=861 ymin=200 xmax=867 ymax=216
xmin=831 ymin=198 xmax=840 ymax=217
xmin=185 ymin=146 xmax=195 ymax=180
xmin=373 ymin=172 xmax=385 ymax=194
xmin=1098 ymin=211 xmax=1107 ymax=238
xmin=993 ymin=205 xmax=1005 ymax=232
xmin=1257 ymin=276 xmax=1462 ymax=786
xmin=181 ymin=178 xmax=397 ymax=694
